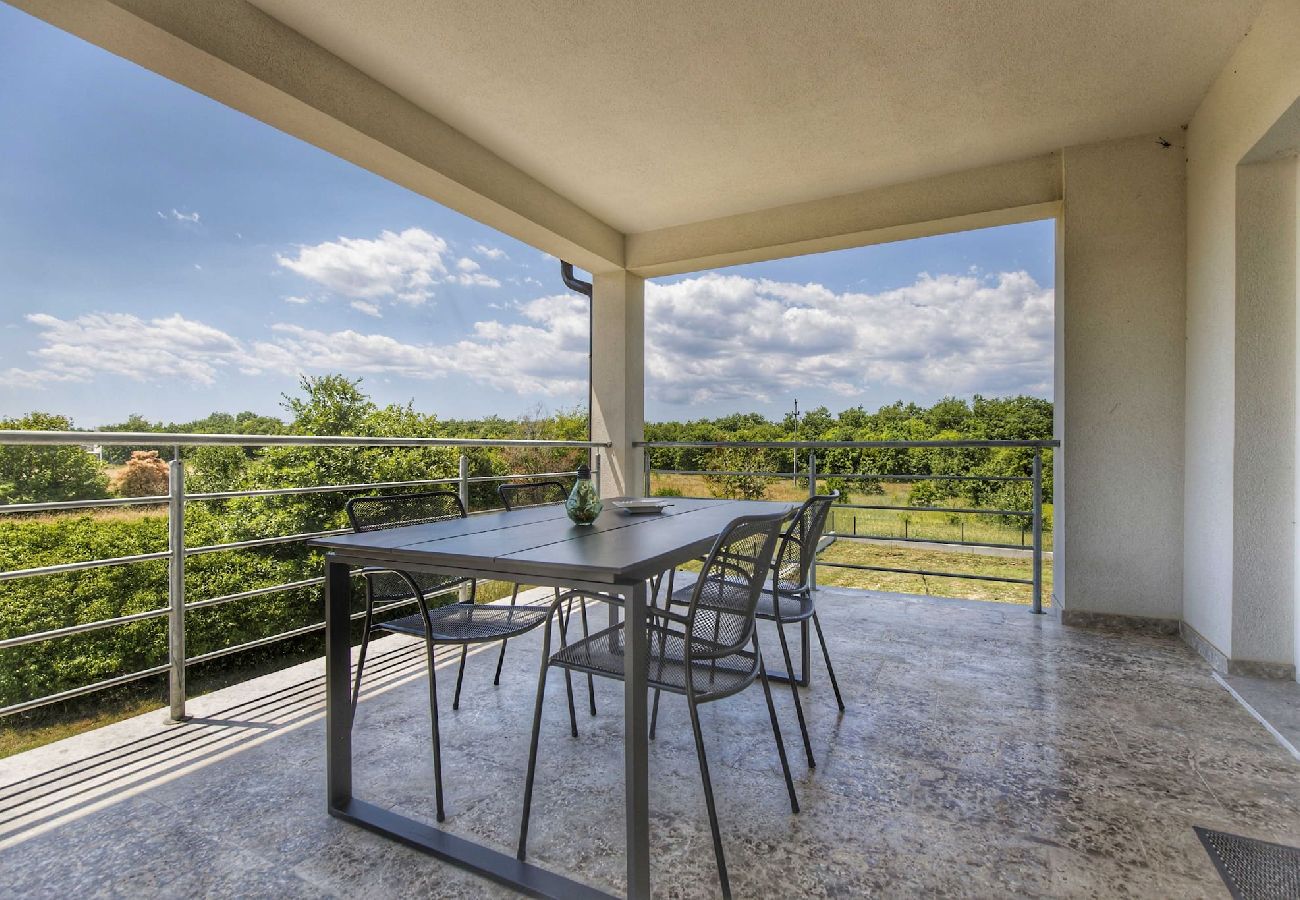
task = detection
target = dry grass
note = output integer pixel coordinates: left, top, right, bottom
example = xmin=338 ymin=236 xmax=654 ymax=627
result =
xmin=650 ymin=473 xmax=1052 ymax=550
xmin=816 ymin=540 xmax=1051 ymax=606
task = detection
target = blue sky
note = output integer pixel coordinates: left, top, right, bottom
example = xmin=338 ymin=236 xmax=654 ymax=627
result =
xmin=0 ymin=4 xmax=1053 ymax=428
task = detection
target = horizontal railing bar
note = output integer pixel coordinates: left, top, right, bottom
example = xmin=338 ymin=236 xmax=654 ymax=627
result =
xmin=184 ymin=622 xmax=327 ymax=666
xmin=818 ymin=472 xmax=1031 ymax=483
xmin=650 ymin=469 xmax=790 ymax=479
xmin=183 ymin=598 xmax=424 ymax=667
xmin=639 ymin=439 xmax=1058 ymax=449
xmin=0 ymin=495 xmax=169 ymax=515
xmin=185 ymin=528 xmax=350 ymax=556
xmin=189 ymin=478 xmax=456 ymax=501
xmin=649 ymin=468 xmax=1032 ymax=483
xmin=838 ymin=503 xmax=1031 ymax=516
xmin=0 ymin=664 xmax=171 ymax=718
xmin=465 ymin=470 xmax=579 ymax=485
xmin=0 ymin=551 xmax=170 ymax=582
xmin=826 ymin=532 xmax=1042 ymax=552
xmin=0 ymin=606 xmax=171 ymax=650
xmin=0 ymin=430 xmax=609 ymax=449
xmin=817 ymin=560 xmax=1033 ymax=585
xmin=185 ymin=577 xmax=327 ymax=612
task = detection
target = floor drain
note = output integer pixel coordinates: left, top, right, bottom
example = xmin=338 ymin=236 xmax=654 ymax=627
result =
xmin=1195 ymin=826 xmax=1300 ymax=900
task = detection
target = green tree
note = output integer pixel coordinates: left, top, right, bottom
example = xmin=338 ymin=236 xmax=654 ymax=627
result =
xmin=701 ymin=448 xmax=771 ymax=500
xmin=0 ymin=413 xmax=109 ymax=504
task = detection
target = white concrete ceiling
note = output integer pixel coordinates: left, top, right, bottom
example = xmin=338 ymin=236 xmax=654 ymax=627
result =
xmin=247 ymin=0 xmax=1263 ymax=234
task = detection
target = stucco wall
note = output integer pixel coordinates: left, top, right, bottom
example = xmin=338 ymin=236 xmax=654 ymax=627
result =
xmin=1233 ymin=158 xmax=1297 ymax=667
xmin=1059 ymin=135 xmax=1187 ymax=619
xmin=1184 ymin=0 xmax=1300 ymax=657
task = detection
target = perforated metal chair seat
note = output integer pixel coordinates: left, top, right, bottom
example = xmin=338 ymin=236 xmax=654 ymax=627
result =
xmin=550 ymin=622 xmax=761 ymax=699
xmin=377 ymin=603 xmax=552 ymax=643
xmin=754 ymin=587 xmax=815 ymax=623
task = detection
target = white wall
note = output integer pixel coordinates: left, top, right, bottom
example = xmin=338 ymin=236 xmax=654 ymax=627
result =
xmin=1233 ymin=157 xmax=1297 ymax=667
xmin=1184 ymin=0 xmax=1300 ymax=660
xmin=1058 ymin=135 xmax=1187 ymax=620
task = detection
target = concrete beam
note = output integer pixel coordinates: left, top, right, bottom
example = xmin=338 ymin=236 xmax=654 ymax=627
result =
xmin=625 ymin=155 xmax=1062 ymax=277
xmin=10 ymin=0 xmax=625 ymax=273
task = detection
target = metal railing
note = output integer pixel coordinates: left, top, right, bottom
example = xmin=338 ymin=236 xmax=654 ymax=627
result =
xmin=637 ymin=439 xmax=1058 ymax=613
xmin=0 ymin=430 xmax=608 ymax=720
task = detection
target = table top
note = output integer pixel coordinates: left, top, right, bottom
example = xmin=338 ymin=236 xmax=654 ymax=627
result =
xmin=310 ymin=497 xmax=795 ymax=584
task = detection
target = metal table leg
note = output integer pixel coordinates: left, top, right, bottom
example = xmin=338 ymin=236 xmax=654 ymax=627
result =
xmin=323 ymin=555 xmax=613 ymax=899
xmin=622 ymin=578 xmax=651 ymax=899
xmin=325 ymin=558 xmax=353 ymax=810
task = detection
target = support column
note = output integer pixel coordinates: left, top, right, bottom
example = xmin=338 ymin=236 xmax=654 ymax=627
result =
xmin=1233 ymin=157 xmax=1297 ymax=676
xmin=591 ymin=270 xmax=645 ymax=497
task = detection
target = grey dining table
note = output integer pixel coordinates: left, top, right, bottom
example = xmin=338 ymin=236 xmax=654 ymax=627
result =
xmin=311 ymin=496 xmax=795 ymax=899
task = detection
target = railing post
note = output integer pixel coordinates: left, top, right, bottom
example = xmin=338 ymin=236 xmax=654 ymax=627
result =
xmin=458 ymin=451 xmax=471 ymax=603
xmin=167 ymin=449 xmax=187 ymax=721
xmin=807 ymin=449 xmax=818 ymax=591
xmin=642 ymin=448 xmax=651 ymax=496
xmin=1031 ymin=449 xmax=1044 ymax=614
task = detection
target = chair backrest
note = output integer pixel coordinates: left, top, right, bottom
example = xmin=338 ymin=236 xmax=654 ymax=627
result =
xmin=683 ymin=511 xmax=786 ymax=661
xmin=498 ymin=480 xmax=570 ymax=511
xmin=345 ymin=490 xmax=467 ymax=533
xmin=773 ymin=492 xmax=839 ymax=593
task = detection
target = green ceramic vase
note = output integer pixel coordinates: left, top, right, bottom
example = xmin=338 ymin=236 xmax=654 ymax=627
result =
xmin=565 ymin=464 xmax=603 ymax=525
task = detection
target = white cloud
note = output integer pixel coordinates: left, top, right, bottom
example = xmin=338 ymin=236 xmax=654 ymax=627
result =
xmin=350 ymin=300 xmax=382 ymax=318
xmin=1 ymin=271 xmax=1052 ymax=406
xmin=276 ymin=227 xmax=448 ymax=305
xmin=1 ymin=312 xmax=265 ymax=387
xmin=472 ymin=244 xmax=508 ymax=260
xmin=283 ymin=295 xmax=311 ymax=305
xmin=455 ymin=257 xmax=480 ymax=273
xmin=157 ymin=208 xmax=200 ymax=224
xmin=640 ymin=271 xmax=1053 ymax=405
xmin=446 ymin=272 xmax=501 ymax=288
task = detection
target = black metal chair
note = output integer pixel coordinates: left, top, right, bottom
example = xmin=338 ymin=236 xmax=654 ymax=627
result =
xmin=754 ymin=491 xmax=845 ymax=769
xmin=344 ymin=489 xmax=557 ymax=822
xmin=497 ymin=480 xmax=597 ymax=723
xmin=517 ymin=511 xmax=798 ymax=900
xmin=651 ymin=492 xmax=845 ymax=770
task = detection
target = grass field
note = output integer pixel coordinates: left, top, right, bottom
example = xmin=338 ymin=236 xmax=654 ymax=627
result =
xmin=650 ymin=473 xmax=1052 ymax=607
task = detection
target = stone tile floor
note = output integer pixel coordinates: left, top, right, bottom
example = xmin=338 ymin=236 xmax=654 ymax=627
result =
xmin=1 ymin=588 xmax=1297 ymax=898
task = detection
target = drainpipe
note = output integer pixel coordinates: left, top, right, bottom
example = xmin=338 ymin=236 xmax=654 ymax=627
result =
xmin=560 ymin=261 xmax=595 ymax=467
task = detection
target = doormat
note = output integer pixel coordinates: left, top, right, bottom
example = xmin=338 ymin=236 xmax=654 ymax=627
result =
xmin=1194 ymin=826 xmax=1300 ymax=900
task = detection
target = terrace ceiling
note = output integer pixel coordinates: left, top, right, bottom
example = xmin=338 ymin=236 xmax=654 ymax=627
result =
xmin=244 ymin=0 xmax=1262 ymax=233
xmin=13 ymin=0 xmax=1265 ymax=269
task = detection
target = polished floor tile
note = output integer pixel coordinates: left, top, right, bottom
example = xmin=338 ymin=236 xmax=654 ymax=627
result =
xmin=0 ymin=588 xmax=1296 ymax=898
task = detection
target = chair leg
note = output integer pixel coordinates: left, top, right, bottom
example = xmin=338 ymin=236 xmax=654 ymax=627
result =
xmin=518 ymin=655 xmax=553 ymax=860
xmin=773 ymin=620 xmax=816 ymax=769
xmin=452 ymin=645 xmax=468 ymax=711
xmin=757 ymin=657 xmax=799 ymax=814
xmin=688 ymin=698 xmax=732 ymax=900
xmin=576 ymin=595 xmax=596 ymax=716
xmin=422 ymin=634 xmax=446 ymax=822
xmin=349 ymin=626 xmax=372 ymax=723
xmin=811 ymin=610 xmax=845 ymax=712
xmin=493 ymin=583 xmax=521 ymax=686
xmin=649 ymin=584 xmax=674 ymax=740
xmin=557 ymin=590 xmax=579 ymax=737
